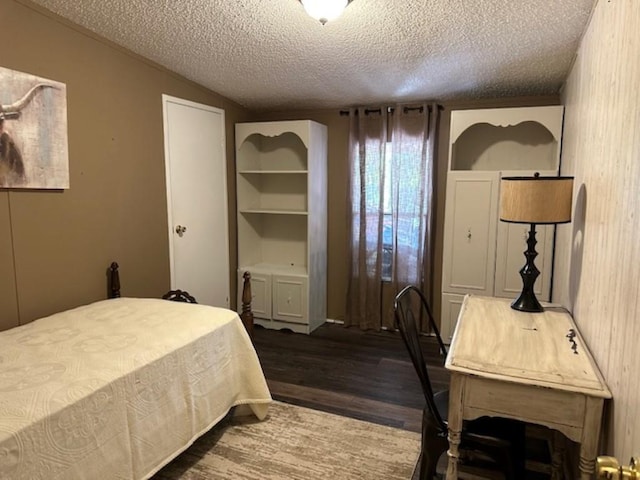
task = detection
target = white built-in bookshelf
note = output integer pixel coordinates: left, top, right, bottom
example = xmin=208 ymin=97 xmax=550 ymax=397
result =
xmin=236 ymin=120 xmax=327 ymax=334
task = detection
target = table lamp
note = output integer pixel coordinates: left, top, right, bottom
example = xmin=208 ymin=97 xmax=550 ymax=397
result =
xmin=499 ymin=173 xmax=574 ymax=312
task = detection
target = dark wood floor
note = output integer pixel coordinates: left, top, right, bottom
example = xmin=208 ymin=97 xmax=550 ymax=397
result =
xmin=252 ymin=322 xmax=443 ymax=432
xmin=252 ymin=322 xmax=553 ymax=480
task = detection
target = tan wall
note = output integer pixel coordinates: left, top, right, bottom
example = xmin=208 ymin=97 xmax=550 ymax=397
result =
xmin=1 ymin=0 xmax=569 ymax=333
xmin=0 ymin=0 xmax=250 ymax=327
xmin=554 ymin=0 xmax=640 ymax=460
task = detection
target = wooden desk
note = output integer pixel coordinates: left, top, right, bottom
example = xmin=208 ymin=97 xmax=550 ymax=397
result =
xmin=445 ymin=295 xmax=611 ymax=480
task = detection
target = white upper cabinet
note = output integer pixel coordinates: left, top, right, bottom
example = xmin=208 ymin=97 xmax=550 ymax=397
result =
xmin=441 ymin=106 xmax=564 ymax=342
xmin=448 ymin=106 xmax=563 ymax=171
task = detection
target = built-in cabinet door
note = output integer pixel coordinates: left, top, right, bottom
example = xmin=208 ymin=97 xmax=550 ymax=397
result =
xmin=442 ymin=172 xmax=499 ymax=297
xmin=441 ymin=292 xmax=466 ymax=343
xmin=272 ymin=275 xmax=308 ymax=324
xmin=494 ymin=222 xmax=554 ymax=301
xmin=238 ymin=270 xmax=271 ymax=320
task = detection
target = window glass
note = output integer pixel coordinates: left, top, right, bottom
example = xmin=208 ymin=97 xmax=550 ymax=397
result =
xmin=382 ymin=142 xmax=392 ymax=281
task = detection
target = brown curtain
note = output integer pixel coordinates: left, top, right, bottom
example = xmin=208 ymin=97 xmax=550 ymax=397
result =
xmin=345 ymin=103 xmax=439 ymax=331
xmin=344 ymin=107 xmax=388 ymax=330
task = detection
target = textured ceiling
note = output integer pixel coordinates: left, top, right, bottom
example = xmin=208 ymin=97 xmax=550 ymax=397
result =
xmin=28 ymin=0 xmax=596 ymax=111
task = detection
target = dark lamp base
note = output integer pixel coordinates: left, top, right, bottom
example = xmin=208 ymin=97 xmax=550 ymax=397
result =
xmin=511 ymin=223 xmax=545 ymax=313
xmin=510 ymin=291 xmax=544 ymax=313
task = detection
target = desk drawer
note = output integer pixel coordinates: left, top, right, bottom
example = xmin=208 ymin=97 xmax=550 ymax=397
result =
xmin=464 ymin=376 xmax=586 ymax=428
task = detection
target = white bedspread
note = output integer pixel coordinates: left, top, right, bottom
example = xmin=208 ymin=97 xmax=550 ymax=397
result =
xmin=0 ymin=298 xmax=272 ymax=479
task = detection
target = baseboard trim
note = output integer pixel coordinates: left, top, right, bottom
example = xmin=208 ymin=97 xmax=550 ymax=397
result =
xmin=325 ymin=318 xmax=344 ymax=325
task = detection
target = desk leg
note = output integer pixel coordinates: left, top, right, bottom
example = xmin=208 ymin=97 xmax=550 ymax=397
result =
xmin=551 ymin=430 xmax=565 ymax=480
xmin=446 ymin=373 xmax=464 ymax=480
xmin=579 ymin=397 xmax=605 ymax=480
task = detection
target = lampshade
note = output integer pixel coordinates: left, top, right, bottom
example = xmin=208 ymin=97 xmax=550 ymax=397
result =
xmin=500 ymin=175 xmax=574 ymax=225
xmin=300 ymin=0 xmax=349 ymax=24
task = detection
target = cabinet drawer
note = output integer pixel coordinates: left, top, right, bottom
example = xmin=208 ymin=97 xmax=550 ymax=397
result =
xmin=465 ymin=376 xmax=586 ymax=429
xmin=272 ymin=275 xmax=308 ymax=324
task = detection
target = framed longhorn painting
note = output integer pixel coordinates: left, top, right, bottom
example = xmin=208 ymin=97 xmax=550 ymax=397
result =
xmin=0 ymin=66 xmax=69 ymax=189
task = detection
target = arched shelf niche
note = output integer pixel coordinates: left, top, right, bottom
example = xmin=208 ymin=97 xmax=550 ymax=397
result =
xmin=237 ymin=131 xmax=307 ymax=172
xmin=452 ymin=121 xmax=558 ymax=171
xmin=448 ymin=105 xmax=563 ymax=172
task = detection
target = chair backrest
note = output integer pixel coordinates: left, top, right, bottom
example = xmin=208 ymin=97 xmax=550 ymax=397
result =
xmin=393 ymin=285 xmax=448 ymax=432
xmin=162 ymin=289 xmax=198 ymax=303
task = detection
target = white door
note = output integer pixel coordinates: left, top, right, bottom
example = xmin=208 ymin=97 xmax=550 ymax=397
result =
xmin=442 ymin=171 xmax=499 ymax=296
xmin=162 ymin=95 xmax=230 ymax=308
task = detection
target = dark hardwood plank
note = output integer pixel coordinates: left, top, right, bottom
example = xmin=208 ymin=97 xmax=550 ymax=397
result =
xmin=252 ymin=322 xmax=553 ymax=480
xmin=252 ymin=323 xmax=446 ymax=431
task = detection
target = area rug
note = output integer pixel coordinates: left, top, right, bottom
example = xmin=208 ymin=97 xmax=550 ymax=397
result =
xmin=154 ymin=401 xmax=421 ymax=480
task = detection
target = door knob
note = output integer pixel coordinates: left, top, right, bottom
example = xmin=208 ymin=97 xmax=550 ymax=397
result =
xmin=175 ymin=225 xmax=187 ymax=237
xmin=597 ymin=455 xmax=639 ymax=479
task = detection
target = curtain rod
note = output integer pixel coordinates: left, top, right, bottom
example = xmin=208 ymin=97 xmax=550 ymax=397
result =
xmin=339 ymin=104 xmax=444 ymax=116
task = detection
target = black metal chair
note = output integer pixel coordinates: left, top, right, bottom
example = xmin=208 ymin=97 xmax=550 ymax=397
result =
xmin=393 ymin=285 xmax=524 ymax=479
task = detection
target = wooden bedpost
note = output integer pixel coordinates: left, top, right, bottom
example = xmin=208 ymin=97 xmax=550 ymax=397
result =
xmin=240 ymin=271 xmax=254 ymax=338
xmin=109 ymin=262 xmax=121 ymax=298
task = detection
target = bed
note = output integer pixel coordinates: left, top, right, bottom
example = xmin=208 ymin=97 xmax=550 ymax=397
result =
xmin=0 ymin=264 xmax=271 ymax=479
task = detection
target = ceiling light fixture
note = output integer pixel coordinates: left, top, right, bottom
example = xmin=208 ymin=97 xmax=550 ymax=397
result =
xmin=300 ymin=0 xmax=352 ymax=25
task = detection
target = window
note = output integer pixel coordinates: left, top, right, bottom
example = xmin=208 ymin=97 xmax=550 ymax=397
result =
xmin=382 ymin=142 xmax=393 ymax=281
xmin=382 ymin=141 xmax=430 ymax=283
xmin=345 ymin=103 xmax=437 ymax=330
